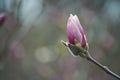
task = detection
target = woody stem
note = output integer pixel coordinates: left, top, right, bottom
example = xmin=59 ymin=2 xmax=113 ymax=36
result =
xmin=83 ymin=51 xmax=120 ymax=80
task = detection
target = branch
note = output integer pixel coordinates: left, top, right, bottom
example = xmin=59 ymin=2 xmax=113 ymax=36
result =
xmin=85 ymin=51 xmax=120 ymax=80
xmin=61 ymin=40 xmax=120 ymax=80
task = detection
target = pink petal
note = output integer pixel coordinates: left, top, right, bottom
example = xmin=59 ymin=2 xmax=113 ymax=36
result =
xmin=67 ymin=14 xmax=87 ymax=48
xmin=73 ymin=15 xmax=84 ymax=34
xmin=67 ymin=14 xmax=82 ymax=44
xmin=81 ymin=35 xmax=87 ymax=48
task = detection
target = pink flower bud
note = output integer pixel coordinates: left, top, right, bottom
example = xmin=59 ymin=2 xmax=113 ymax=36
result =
xmin=0 ymin=13 xmax=6 ymax=26
xmin=67 ymin=14 xmax=87 ymax=48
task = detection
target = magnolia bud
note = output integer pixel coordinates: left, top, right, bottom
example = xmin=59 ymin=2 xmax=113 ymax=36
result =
xmin=67 ymin=14 xmax=87 ymax=48
xmin=0 ymin=13 xmax=6 ymax=26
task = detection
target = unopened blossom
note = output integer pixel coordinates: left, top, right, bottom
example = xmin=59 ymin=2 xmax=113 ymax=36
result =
xmin=67 ymin=14 xmax=87 ymax=48
xmin=0 ymin=13 xmax=6 ymax=26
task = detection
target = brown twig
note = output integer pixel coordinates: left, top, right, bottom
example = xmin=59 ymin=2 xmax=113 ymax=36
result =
xmin=83 ymin=51 xmax=120 ymax=80
xmin=61 ymin=40 xmax=120 ymax=80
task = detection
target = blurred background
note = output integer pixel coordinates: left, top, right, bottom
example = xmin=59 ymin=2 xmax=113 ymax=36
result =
xmin=0 ymin=0 xmax=120 ymax=80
